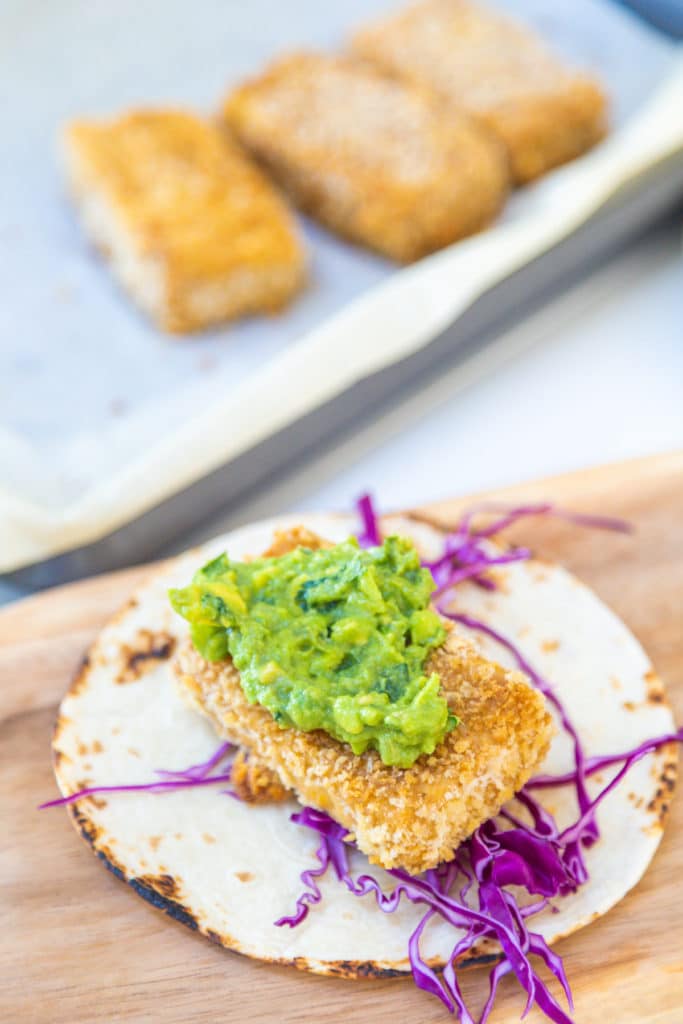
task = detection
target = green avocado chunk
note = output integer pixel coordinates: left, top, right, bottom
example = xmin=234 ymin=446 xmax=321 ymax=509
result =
xmin=169 ymin=535 xmax=457 ymax=768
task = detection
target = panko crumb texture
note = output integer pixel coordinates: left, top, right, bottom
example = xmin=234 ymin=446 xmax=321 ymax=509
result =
xmin=63 ymin=109 xmax=306 ymax=332
xmin=175 ymin=527 xmax=555 ymax=873
xmin=352 ymin=0 xmax=608 ymax=184
xmin=224 ymin=52 xmax=509 ymax=262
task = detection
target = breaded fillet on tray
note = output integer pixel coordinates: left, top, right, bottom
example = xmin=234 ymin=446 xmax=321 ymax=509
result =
xmin=175 ymin=528 xmax=554 ymax=872
xmin=63 ymin=110 xmax=306 ymax=333
xmin=352 ymin=0 xmax=608 ymax=184
xmin=223 ymin=53 xmax=509 ymax=262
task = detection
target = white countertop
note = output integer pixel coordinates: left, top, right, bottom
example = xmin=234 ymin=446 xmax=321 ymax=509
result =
xmin=177 ymin=215 xmax=683 ymax=544
xmin=0 ymin=215 xmax=681 ymax=605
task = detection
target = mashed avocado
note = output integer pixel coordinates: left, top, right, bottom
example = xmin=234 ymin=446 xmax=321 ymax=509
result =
xmin=170 ymin=536 xmax=457 ymax=767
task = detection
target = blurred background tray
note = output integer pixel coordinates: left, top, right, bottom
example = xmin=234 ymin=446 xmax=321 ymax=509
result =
xmin=1 ymin=0 xmax=682 ymax=585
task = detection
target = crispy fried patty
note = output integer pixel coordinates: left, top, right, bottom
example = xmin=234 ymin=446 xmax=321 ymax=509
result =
xmin=175 ymin=528 xmax=554 ymax=872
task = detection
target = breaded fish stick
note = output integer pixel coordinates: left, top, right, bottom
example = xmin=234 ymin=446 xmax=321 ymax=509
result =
xmin=176 ymin=529 xmax=554 ymax=873
xmin=352 ymin=0 xmax=608 ymax=184
xmin=63 ymin=110 xmax=306 ymax=333
xmin=223 ymin=53 xmax=508 ymax=262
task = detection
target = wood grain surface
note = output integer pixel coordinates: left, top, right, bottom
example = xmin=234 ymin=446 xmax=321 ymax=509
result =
xmin=2 ymin=451 xmax=682 ymax=1024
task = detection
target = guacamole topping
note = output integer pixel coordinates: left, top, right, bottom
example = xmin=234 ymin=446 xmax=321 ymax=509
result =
xmin=170 ymin=535 xmax=456 ymax=767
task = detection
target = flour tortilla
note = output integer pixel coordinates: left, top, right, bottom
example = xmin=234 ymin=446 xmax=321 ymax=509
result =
xmin=52 ymin=513 xmax=678 ymax=976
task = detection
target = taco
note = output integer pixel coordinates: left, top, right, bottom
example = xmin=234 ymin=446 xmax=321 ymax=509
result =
xmin=47 ymin=507 xmax=679 ymax=1021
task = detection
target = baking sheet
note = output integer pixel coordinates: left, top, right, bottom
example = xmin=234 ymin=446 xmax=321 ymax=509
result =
xmin=1 ymin=0 xmax=682 ymax=571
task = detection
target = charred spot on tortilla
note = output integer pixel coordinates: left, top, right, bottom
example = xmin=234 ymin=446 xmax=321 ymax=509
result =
xmin=648 ymin=750 xmax=678 ymax=822
xmin=129 ymin=875 xmax=200 ymax=931
xmin=135 ymin=873 xmax=180 ymax=900
xmin=645 ymin=670 xmax=665 ymax=704
xmin=69 ymin=805 xmax=127 ymax=882
xmin=52 ymin=712 xmax=72 ymax=747
xmin=70 ymin=654 xmax=91 ymax=697
xmin=116 ymin=629 xmax=177 ymax=683
xmin=53 ymin=748 xmax=68 ymax=769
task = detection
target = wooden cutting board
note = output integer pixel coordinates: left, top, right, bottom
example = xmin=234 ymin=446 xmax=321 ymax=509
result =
xmin=2 ymin=452 xmax=682 ymax=1024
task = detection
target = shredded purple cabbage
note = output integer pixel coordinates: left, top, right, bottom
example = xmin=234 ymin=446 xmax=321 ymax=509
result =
xmin=273 ymin=496 xmax=678 ymax=1021
xmin=278 ymin=807 xmax=576 ymax=1022
xmin=39 ymin=741 xmax=235 ymax=809
xmin=453 ymin=501 xmax=632 ymax=539
xmin=356 ymin=492 xmax=382 ymax=547
xmin=42 ymin=497 xmax=679 ymax=1024
xmin=526 ymin=734 xmax=682 ymax=790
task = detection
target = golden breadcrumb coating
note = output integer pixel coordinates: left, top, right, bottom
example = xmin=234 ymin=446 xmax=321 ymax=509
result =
xmin=63 ymin=109 xmax=306 ymax=332
xmin=175 ymin=528 xmax=554 ymax=872
xmin=224 ymin=52 xmax=508 ymax=262
xmin=260 ymin=525 xmax=328 ymax=559
xmin=230 ymin=749 xmax=290 ymax=804
xmin=352 ymin=0 xmax=608 ymax=184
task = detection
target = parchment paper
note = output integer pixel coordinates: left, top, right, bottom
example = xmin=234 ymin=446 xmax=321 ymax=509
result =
xmin=0 ymin=0 xmax=681 ymax=570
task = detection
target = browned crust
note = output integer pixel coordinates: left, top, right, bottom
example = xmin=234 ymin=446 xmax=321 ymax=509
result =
xmin=231 ymin=748 xmax=290 ymax=803
xmin=351 ymin=0 xmax=607 ymax=184
xmin=477 ymin=82 xmax=607 ymax=184
xmin=261 ymin=525 xmax=329 ymax=558
xmin=224 ymin=52 xmax=508 ymax=262
xmin=179 ymin=637 xmax=554 ymax=873
xmin=64 ymin=109 xmax=306 ymax=332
